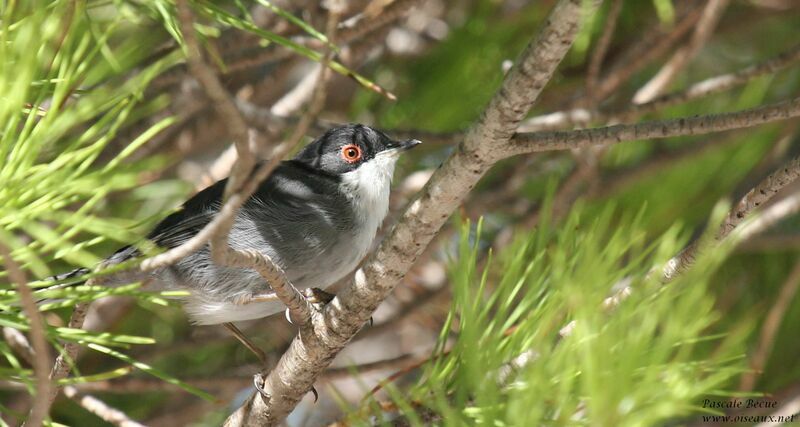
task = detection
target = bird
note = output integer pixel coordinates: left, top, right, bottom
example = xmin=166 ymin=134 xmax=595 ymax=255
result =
xmin=50 ymin=124 xmax=420 ymax=356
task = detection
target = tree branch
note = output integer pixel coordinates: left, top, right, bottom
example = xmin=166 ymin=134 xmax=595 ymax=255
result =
xmin=585 ymin=0 xmax=623 ymax=102
xmin=739 ymin=260 xmax=800 ymax=392
xmin=594 ymin=1 xmax=704 ymax=101
xmin=47 ymin=301 xmax=89 ymax=405
xmin=224 ymin=1 xmax=602 ymax=425
xmin=62 ymin=386 xmax=147 ymax=427
xmin=176 ymin=0 xmax=254 ymax=198
xmin=520 ymin=42 xmax=800 ymax=132
xmin=0 ymin=243 xmax=52 ymax=427
xmin=508 ymin=97 xmax=800 ymax=156
xmin=632 ymin=0 xmax=729 ymax=104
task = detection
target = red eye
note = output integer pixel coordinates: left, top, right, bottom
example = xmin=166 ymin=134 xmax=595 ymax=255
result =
xmin=341 ymin=144 xmax=362 ymax=163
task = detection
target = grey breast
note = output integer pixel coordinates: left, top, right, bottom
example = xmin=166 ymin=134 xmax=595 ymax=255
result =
xmin=164 ymin=163 xmax=357 ymax=301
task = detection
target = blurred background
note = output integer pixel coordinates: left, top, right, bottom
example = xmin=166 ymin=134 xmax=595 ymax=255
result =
xmin=1 ymin=0 xmax=800 ymax=425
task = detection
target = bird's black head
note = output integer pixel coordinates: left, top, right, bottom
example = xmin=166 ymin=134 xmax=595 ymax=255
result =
xmin=293 ymin=124 xmax=420 ymax=175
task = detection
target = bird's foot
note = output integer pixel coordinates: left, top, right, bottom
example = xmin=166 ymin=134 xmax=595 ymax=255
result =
xmin=303 ymin=287 xmax=336 ymax=306
xmin=285 ymin=287 xmax=373 ymax=326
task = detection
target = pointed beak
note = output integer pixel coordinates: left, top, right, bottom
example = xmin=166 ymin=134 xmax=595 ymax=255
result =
xmin=389 ymin=139 xmax=422 ymax=152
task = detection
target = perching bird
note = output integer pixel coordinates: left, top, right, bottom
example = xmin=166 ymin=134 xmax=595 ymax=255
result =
xmin=52 ymin=124 xmax=420 ymax=331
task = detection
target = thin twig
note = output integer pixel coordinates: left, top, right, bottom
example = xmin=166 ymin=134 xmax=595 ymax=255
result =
xmin=508 ymin=97 xmax=800 ymax=156
xmin=176 ymin=0 xmax=254 ymax=198
xmin=662 ymin=153 xmax=800 ymax=281
xmin=47 ymin=301 xmax=89 ymax=404
xmin=739 ymin=260 xmax=800 ymax=392
xmin=63 ymin=385 xmax=147 ymax=427
xmin=520 ymin=42 xmax=800 ymax=132
xmin=585 ymin=0 xmax=623 ymax=102
xmin=632 ymin=0 xmax=730 ymax=104
xmin=0 ymin=243 xmax=52 ymax=427
xmin=623 ymin=43 xmax=800 ymax=120
xmin=594 ymin=1 xmax=705 ymax=101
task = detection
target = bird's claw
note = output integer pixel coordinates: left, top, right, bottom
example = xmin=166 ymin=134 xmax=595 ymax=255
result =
xmin=253 ymin=373 xmax=267 ymax=397
xmin=284 ymin=288 xmax=373 ymax=327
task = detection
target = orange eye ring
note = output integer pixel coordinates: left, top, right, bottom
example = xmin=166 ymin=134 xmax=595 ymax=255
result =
xmin=341 ymin=144 xmax=363 ymax=163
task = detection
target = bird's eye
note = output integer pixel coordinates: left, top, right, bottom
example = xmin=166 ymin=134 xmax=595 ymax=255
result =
xmin=340 ymin=144 xmax=362 ymax=163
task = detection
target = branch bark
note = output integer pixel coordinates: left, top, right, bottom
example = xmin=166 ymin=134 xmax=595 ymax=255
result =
xmin=661 ymin=154 xmax=800 ymax=282
xmin=47 ymin=301 xmax=89 ymax=405
xmin=62 ymin=386 xmax=147 ymax=427
xmin=0 ymin=243 xmax=52 ymax=427
xmin=508 ymin=97 xmax=800 ymax=156
xmin=520 ymin=42 xmax=800 ymax=132
xmin=585 ymin=0 xmax=623 ymax=102
xmin=632 ymin=0 xmax=729 ymax=104
xmin=224 ymin=1 xmax=602 ymax=425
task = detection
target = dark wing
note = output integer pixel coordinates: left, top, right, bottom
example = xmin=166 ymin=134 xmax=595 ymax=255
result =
xmin=108 ymin=161 xmax=339 ymax=265
xmin=106 ymin=178 xmax=227 ymax=264
xmin=146 ymin=178 xmax=227 ymax=248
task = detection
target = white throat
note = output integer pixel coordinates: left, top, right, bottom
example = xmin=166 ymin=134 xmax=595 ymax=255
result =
xmin=339 ymin=153 xmax=398 ymax=228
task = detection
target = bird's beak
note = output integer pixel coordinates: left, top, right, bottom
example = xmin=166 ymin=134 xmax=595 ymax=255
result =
xmin=389 ymin=139 xmax=422 ymax=152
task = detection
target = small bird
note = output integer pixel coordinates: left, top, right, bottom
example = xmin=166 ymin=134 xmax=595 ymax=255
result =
xmin=53 ymin=124 xmax=420 ymax=331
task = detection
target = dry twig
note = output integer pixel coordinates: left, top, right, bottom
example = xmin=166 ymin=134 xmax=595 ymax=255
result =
xmin=0 ymin=243 xmax=52 ymax=427
xmin=633 ymin=0 xmax=730 ymax=103
xmin=63 ymin=386 xmax=147 ymax=427
xmin=739 ymin=261 xmax=800 ymax=392
xmin=663 ymin=153 xmax=800 ymax=281
xmin=521 ymin=43 xmax=800 ymax=132
xmin=509 ymin=97 xmax=800 ymax=156
xmin=585 ymin=0 xmax=624 ymax=102
xmin=47 ymin=301 xmax=89 ymax=405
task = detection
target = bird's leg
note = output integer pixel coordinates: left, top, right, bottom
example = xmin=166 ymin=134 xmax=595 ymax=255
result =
xmin=227 ymin=294 xmax=320 ymax=402
xmin=223 ymin=322 xmax=267 ymax=365
xmin=232 ymin=292 xmax=279 ymax=304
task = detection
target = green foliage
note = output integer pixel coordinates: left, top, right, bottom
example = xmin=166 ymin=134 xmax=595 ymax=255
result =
xmin=0 ymin=0 xmax=360 ymax=418
xmin=1 ymin=0 xmax=799 ymax=424
xmin=368 ymin=206 xmax=746 ymax=426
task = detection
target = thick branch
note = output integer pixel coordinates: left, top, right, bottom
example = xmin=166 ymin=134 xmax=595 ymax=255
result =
xmin=224 ymin=1 xmax=601 ymax=425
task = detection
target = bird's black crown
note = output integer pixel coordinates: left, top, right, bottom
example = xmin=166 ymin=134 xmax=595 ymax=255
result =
xmin=293 ymin=124 xmax=419 ymax=175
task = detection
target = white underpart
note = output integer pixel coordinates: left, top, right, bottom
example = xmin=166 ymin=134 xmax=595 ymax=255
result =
xmin=184 ymin=151 xmax=399 ymax=325
xmin=339 ymin=150 xmax=398 ymax=233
